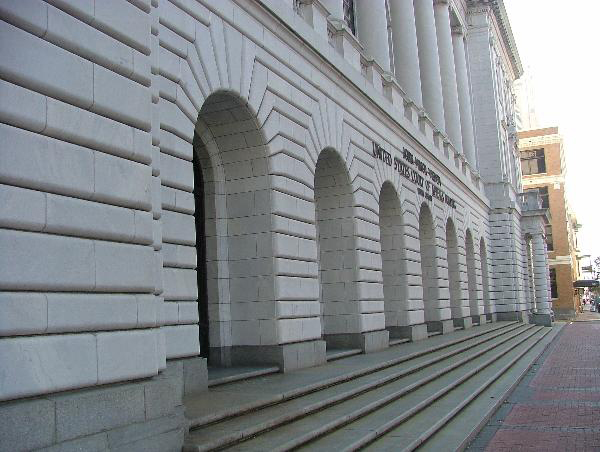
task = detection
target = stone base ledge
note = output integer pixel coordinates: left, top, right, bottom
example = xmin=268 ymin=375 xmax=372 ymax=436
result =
xmin=427 ymin=319 xmax=454 ymax=334
xmin=453 ymin=316 xmax=473 ymax=329
xmin=530 ymin=312 xmax=553 ymax=327
xmin=0 ymin=357 xmax=203 ymax=452
xmin=471 ymin=314 xmax=487 ymax=326
xmin=497 ymin=311 xmax=529 ymax=323
xmin=486 ymin=312 xmax=498 ymax=323
xmin=388 ymin=324 xmax=428 ymax=342
xmin=213 ymin=341 xmax=327 ymax=373
xmin=324 ymin=330 xmax=389 ymax=353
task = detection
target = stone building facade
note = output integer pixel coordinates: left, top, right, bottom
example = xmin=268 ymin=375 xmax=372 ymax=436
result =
xmin=0 ymin=0 xmax=551 ymax=450
xmin=519 ymin=127 xmax=581 ymax=319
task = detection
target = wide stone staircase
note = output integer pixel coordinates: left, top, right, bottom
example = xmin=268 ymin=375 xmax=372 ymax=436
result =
xmin=183 ymin=321 xmax=561 ymax=451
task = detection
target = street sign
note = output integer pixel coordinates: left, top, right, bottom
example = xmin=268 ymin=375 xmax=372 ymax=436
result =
xmin=573 ymin=280 xmax=600 ymax=288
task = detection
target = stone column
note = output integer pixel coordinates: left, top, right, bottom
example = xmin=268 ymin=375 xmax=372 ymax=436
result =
xmin=414 ymin=0 xmax=445 ymax=132
xmin=355 ymin=0 xmax=391 ymax=71
xmin=388 ymin=0 xmax=422 ymax=106
xmin=452 ymin=26 xmax=478 ymax=168
xmin=532 ymin=232 xmax=552 ymax=320
xmin=433 ymin=0 xmax=462 ymax=151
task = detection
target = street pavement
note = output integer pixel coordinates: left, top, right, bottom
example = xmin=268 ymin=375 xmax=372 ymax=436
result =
xmin=468 ymin=306 xmax=600 ymax=451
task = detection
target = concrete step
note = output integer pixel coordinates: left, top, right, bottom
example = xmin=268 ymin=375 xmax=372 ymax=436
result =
xmin=419 ymin=324 xmax=562 ymax=452
xmin=326 ymin=348 xmax=362 ymax=362
xmin=356 ymin=326 xmax=554 ymax=451
xmin=184 ymin=321 xmax=517 ymax=430
xmin=389 ymin=337 xmax=411 ymax=347
xmin=207 ymin=366 xmax=280 ymax=388
xmin=183 ymin=322 xmax=525 ymax=451
xmin=231 ymin=325 xmax=540 ymax=451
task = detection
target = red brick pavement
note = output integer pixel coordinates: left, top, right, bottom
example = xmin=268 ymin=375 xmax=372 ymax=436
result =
xmin=483 ymin=321 xmax=600 ymax=451
xmin=532 ymin=390 xmax=600 ymax=402
xmin=486 ymin=431 xmax=600 ymax=452
xmin=504 ymin=405 xmax=600 ymax=428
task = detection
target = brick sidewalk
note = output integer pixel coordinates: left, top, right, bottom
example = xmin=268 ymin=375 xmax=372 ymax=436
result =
xmin=468 ymin=321 xmax=600 ymax=451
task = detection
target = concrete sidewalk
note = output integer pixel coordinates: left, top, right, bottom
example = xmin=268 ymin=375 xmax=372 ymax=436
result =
xmin=467 ymin=318 xmax=600 ymax=451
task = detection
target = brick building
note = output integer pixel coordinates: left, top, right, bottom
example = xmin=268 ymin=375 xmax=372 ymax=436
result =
xmin=519 ymin=127 xmax=581 ymax=319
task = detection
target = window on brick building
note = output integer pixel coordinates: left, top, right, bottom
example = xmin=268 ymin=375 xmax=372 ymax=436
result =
xmin=546 ymin=223 xmax=554 ymax=251
xmin=343 ymin=0 xmax=356 ymax=35
xmin=520 ymin=148 xmax=546 ymax=175
xmin=549 ymin=268 xmax=558 ymax=299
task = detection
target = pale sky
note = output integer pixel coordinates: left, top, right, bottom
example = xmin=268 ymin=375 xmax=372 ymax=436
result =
xmin=504 ymin=0 xmax=600 ymax=272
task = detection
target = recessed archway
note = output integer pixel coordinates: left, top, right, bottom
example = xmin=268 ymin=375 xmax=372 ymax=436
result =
xmin=480 ymin=237 xmax=492 ymax=320
xmin=192 ymin=91 xmax=275 ymax=366
xmin=418 ymin=204 xmax=438 ymax=327
xmin=314 ymin=148 xmax=358 ymax=348
xmin=465 ymin=229 xmax=479 ymax=320
xmin=379 ymin=182 xmax=407 ymax=330
xmin=446 ymin=218 xmax=462 ymax=325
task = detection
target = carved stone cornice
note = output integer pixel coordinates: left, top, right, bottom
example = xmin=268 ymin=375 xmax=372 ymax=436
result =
xmin=467 ymin=0 xmax=523 ymax=78
xmin=468 ymin=7 xmax=491 ymax=15
xmin=451 ymin=25 xmax=466 ymax=36
xmin=327 ymin=17 xmax=363 ymax=52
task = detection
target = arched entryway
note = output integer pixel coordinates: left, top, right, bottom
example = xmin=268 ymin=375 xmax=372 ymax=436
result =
xmin=314 ymin=148 xmax=358 ymax=349
xmin=379 ymin=182 xmax=407 ymax=332
xmin=446 ymin=218 xmax=463 ymax=326
xmin=465 ymin=229 xmax=479 ymax=321
xmin=192 ymin=91 xmax=275 ymax=366
xmin=418 ymin=204 xmax=438 ymax=329
xmin=480 ymin=237 xmax=492 ymax=320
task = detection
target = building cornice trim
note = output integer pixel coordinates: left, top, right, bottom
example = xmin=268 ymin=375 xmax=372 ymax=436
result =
xmin=468 ymin=0 xmax=523 ymax=78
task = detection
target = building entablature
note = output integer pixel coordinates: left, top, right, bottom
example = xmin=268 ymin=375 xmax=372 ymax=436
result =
xmin=257 ymin=0 xmax=487 ymax=203
xmin=466 ymin=0 xmax=522 ymax=80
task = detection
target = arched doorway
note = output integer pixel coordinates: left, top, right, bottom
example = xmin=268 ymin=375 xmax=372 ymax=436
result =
xmin=465 ymin=229 xmax=479 ymax=321
xmin=192 ymin=92 xmax=275 ymax=366
xmin=379 ymin=182 xmax=407 ymax=332
xmin=314 ymin=148 xmax=358 ymax=349
xmin=419 ymin=204 xmax=438 ymax=329
xmin=193 ymin=135 xmax=209 ymax=358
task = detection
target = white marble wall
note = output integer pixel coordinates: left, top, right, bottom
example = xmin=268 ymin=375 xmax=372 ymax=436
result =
xmin=0 ymin=0 xmax=511 ymax=403
xmin=0 ymin=0 xmax=164 ymax=402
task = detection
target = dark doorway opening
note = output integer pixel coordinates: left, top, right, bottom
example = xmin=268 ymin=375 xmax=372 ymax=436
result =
xmin=193 ymin=136 xmax=209 ymax=360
